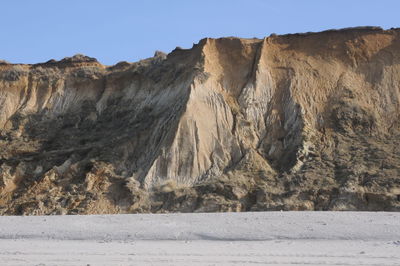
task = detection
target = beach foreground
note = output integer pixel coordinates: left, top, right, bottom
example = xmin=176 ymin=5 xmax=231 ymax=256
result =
xmin=0 ymin=212 xmax=399 ymax=265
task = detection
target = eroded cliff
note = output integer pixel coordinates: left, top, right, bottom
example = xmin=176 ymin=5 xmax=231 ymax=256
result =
xmin=0 ymin=27 xmax=399 ymax=214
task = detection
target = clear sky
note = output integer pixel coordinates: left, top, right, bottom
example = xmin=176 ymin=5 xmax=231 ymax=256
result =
xmin=1 ymin=0 xmax=399 ymax=65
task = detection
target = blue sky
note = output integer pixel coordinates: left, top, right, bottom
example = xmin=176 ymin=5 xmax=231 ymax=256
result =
xmin=1 ymin=0 xmax=398 ymax=65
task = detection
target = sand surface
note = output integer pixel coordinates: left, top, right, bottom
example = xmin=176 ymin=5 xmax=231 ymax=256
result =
xmin=0 ymin=212 xmax=399 ymax=265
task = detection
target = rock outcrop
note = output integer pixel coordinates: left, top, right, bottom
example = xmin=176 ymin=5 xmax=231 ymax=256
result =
xmin=0 ymin=27 xmax=399 ymax=214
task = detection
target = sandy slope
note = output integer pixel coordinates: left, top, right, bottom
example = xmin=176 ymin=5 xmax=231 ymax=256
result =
xmin=0 ymin=212 xmax=399 ymax=265
xmin=2 ymin=28 xmax=400 ymax=214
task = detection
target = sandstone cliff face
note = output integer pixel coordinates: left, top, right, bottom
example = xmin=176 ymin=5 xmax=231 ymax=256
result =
xmin=0 ymin=27 xmax=399 ymax=214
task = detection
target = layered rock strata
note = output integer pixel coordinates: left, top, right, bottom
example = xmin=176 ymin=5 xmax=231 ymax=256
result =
xmin=0 ymin=27 xmax=399 ymax=214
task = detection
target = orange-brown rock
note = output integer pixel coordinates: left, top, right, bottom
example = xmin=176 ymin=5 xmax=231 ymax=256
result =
xmin=0 ymin=27 xmax=399 ymax=214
